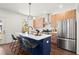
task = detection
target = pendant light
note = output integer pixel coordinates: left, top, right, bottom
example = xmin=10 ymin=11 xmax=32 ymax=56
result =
xmin=27 ymin=3 xmax=32 ymax=20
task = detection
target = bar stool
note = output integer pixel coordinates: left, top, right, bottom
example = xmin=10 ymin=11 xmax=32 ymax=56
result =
xmin=10 ymin=34 xmax=19 ymax=54
xmin=17 ymin=36 xmax=38 ymax=54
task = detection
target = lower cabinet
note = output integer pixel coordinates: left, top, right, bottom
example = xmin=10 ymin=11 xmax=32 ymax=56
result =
xmin=19 ymin=35 xmax=51 ymax=55
xmin=31 ymin=37 xmax=51 ymax=55
xmin=51 ymin=33 xmax=57 ymax=44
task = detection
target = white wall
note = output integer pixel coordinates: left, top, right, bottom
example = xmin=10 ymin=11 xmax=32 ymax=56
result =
xmin=0 ymin=9 xmax=26 ymax=44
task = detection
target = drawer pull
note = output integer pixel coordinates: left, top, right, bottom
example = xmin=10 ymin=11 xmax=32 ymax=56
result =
xmin=46 ymin=40 xmax=49 ymax=43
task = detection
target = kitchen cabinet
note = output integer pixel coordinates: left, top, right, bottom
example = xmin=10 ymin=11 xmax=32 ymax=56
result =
xmin=31 ymin=37 xmax=51 ymax=55
xmin=19 ymin=33 xmax=51 ymax=55
xmin=33 ymin=16 xmax=44 ymax=29
xmin=51 ymin=32 xmax=57 ymax=44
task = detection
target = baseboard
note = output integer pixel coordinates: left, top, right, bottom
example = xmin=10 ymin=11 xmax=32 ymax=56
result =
xmin=0 ymin=41 xmax=13 ymax=46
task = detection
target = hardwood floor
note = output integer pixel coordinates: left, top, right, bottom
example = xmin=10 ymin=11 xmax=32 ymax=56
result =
xmin=0 ymin=42 xmax=76 ymax=55
xmin=0 ymin=42 xmax=31 ymax=55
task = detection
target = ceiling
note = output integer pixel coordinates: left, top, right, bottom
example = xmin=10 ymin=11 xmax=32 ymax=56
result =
xmin=0 ymin=3 xmax=77 ymax=16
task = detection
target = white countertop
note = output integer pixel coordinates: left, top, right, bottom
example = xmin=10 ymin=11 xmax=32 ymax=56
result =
xmin=19 ymin=33 xmax=51 ymax=40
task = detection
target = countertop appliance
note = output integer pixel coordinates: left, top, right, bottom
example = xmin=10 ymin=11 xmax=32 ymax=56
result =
xmin=57 ymin=18 xmax=77 ymax=52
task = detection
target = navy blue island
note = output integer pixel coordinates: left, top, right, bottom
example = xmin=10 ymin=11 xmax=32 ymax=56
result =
xmin=19 ymin=33 xmax=51 ymax=55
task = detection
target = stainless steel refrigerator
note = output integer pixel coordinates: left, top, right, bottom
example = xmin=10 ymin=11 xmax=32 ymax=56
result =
xmin=57 ymin=18 xmax=77 ymax=52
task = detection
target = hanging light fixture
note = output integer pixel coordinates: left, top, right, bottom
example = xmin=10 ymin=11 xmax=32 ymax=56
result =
xmin=27 ymin=3 xmax=33 ymax=20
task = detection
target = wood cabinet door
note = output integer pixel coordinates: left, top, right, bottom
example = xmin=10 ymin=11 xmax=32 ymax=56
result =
xmin=33 ymin=16 xmax=44 ymax=29
xmin=51 ymin=33 xmax=57 ymax=44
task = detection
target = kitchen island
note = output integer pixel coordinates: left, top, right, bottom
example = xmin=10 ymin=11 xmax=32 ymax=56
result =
xmin=19 ymin=33 xmax=51 ymax=55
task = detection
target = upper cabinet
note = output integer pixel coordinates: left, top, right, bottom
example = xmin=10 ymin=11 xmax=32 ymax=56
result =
xmin=65 ymin=9 xmax=76 ymax=19
xmin=50 ymin=9 xmax=76 ymax=32
xmin=33 ymin=16 xmax=44 ymax=29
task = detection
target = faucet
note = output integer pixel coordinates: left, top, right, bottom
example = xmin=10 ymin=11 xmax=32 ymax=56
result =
xmin=28 ymin=26 xmax=33 ymax=34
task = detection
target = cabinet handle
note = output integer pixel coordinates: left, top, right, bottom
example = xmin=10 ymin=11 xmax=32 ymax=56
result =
xmin=46 ymin=40 xmax=49 ymax=43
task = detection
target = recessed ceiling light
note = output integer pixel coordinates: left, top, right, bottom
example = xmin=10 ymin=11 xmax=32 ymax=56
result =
xmin=59 ymin=5 xmax=63 ymax=8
